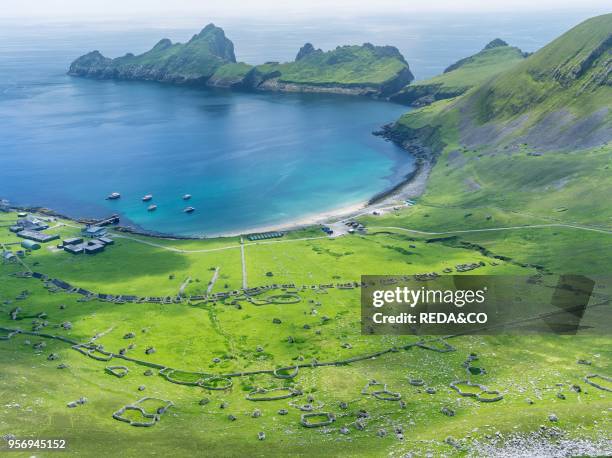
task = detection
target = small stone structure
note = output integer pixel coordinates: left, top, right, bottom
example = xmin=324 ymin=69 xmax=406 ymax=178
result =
xmin=105 ymin=365 xmax=129 ymax=378
xmin=300 ymin=412 xmax=336 ymax=428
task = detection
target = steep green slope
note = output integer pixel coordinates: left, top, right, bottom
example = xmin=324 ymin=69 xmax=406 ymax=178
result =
xmin=248 ymin=43 xmax=414 ymax=96
xmin=378 ymin=14 xmax=612 ymax=245
xmin=390 ymin=13 xmax=612 ymax=154
xmin=390 ymin=39 xmax=526 ymax=106
xmin=69 ymin=24 xmax=239 ymax=84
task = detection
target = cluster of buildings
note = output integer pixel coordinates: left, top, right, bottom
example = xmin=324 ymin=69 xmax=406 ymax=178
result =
xmin=3 ymin=210 xmax=115 ymax=259
xmin=9 ymin=215 xmax=60 ymax=243
xmin=60 ymin=226 xmax=113 ymax=255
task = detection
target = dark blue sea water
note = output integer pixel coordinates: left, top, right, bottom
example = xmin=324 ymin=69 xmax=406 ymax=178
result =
xmin=0 ymin=12 xmax=597 ymax=235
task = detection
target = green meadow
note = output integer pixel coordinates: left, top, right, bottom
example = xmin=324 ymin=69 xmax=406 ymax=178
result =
xmin=1 ymin=206 xmax=610 ymax=456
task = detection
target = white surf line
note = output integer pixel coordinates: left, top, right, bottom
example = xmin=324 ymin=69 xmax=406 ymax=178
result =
xmin=207 ymin=267 xmax=220 ymax=294
xmin=240 ymin=237 xmax=248 ymax=290
xmin=368 ymin=223 xmax=612 ymax=236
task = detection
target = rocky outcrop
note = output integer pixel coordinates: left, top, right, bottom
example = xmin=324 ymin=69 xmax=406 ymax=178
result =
xmin=295 ymin=43 xmax=321 ymax=61
xmin=69 ymin=24 xmax=237 ymax=84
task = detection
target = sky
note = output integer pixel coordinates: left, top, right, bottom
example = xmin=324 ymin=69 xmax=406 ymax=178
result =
xmin=2 ymin=0 xmax=610 ymax=19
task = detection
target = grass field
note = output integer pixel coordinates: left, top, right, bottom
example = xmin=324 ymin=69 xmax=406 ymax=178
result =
xmin=1 ymin=206 xmax=610 ymax=457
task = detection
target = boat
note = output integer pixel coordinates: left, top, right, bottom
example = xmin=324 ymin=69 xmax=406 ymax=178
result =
xmin=183 ymin=194 xmax=192 ymax=200
xmin=142 ymin=194 xmax=153 ymax=202
xmin=147 ymin=204 xmax=157 ymax=212
xmin=106 ymin=192 xmax=121 ymax=200
xmin=183 ymin=206 xmax=195 ymax=213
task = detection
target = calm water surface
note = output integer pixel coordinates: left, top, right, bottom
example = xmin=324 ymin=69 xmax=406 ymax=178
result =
xmin=0 ymin=12 xmax=595 ymax=235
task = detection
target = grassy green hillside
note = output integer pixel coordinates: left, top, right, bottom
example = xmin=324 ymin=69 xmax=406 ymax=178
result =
xmin=391 ymin=13 xmax=611 ymax=151
xmin=1 ymin=210 xmax=610 ymax=456
xmin=375 ymin=14 xmax=611 ymax=275
xmin=251 ymin=43 xmax=413 ymax=94
xmin=390 ymin=39 xmax=526 ymax=106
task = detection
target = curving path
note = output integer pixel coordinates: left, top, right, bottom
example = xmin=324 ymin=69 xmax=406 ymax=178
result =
xmin=368 ymin=223 xmax=612 ymax=236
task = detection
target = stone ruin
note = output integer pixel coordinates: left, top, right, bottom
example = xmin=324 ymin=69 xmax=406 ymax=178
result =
xmin=112 ymin=397 xmax=173 ymax=427
xmin=300 ymin=412 xmax=336 ymax=428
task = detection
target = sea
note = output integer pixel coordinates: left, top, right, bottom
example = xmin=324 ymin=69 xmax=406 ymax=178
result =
xmin=0 ymin=11 xmax=599 ymax=236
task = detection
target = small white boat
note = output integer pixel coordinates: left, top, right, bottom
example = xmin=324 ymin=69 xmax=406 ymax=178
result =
xmin=142 ymin=194 xmax=153 ymax=202
xmin=106 ymin=192 xmax=121 ymax=200
xmin=183 ymin=194 xmax=192 ymax=200
xmin=183 ymin=206 xmax=195 ymax=213
xmin=147 ymin=204 xmax=157 ymax=212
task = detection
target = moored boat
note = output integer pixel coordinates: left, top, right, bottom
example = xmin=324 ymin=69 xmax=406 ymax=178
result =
xmin=106 ymin=192 xmax=121 ymax=200
xmin=183 ymin=194 xmax=192 ymax=200
xmin=148 ymin=204 xmax=157 ymax=212
xmin=142 ymin=194 xmax=153 ymax=201
xmin=183 ymin=206 xmax=195 ymax=213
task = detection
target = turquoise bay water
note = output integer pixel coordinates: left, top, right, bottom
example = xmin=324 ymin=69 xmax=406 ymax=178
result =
xmin=0 ymin=13 xmax=593 ymax=235
xmin=0 ymin=30 xmax=411 ymax=236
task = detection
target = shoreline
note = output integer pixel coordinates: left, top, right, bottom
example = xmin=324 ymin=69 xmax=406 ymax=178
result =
xmin=4 ymin=154 xmax=431 ymax=241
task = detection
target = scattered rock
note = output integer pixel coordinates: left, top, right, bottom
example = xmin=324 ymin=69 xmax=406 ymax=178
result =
xmin=339 ymin=401 xmax=348 ymax=409
xmin=144 ymin=369 xmax=153 ymax=376
xmin=278 ymin=409 xmax=288 ymax=415
xmin=441 ymin=406 xmax=455 ymax=417
xmin=47 ymin=353 xmax=59 ymax=361
xmin=57 ymin=363 xmax=68 ymax=369
xmin=138 ymin=385 xmax=146 ymax=391
xmin=548 ymin=414 xmax=558 ymax=422
xmin=199 ymin=398 xmax=210 ymax=406
xmin=252 ymin=409 xmax=262 ymax=418
xmin=145 ymin=347 xmax=156 ymax=355
xmin=272 ymin=318 xmax=282 ymax=324
xmin=426 ymin=387 xmax=436 ymax=394
xmin=377 ymin=429 xmax=387 ymax=437
xmin=123 ymin=332 xmax=135 ymax=339
xmin=212 ymin=357 xmax=221 ymax=363
xmin=340 ymin=427 xmax=350 ymax=435
xmin=258 ymin=431 xmax=265 ymax=441
xmin=228 ymin=414 xmax=236 ymax=421
xmin=556 ymin=392 xmax=566 ymax=400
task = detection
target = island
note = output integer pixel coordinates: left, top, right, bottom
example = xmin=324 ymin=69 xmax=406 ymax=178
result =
xmin=69 ymin=24 xmax=414 ymax=97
